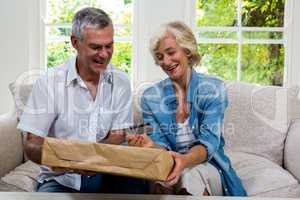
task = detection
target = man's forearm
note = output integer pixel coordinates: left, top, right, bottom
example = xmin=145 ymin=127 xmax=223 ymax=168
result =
xmin=24 ymin=133 xmax=44 ymax=164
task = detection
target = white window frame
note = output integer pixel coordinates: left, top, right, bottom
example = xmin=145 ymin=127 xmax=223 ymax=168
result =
xmin=37 ymin=0 xmax=300 ymax=87
xmin=42 ymin=0 xmax=133 ymax=68
xmin=193 ymin=0 xmax=292 ymax=86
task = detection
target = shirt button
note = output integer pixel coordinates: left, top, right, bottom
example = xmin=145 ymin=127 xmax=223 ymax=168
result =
xmin=219 ymin=170 xmax=222 ymax=173
xmin=225 ymin=188 xmax=228 ymax=192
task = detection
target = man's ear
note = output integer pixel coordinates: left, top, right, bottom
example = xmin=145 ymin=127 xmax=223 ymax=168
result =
xmin=71 ymin=35 xmax=79 ymax=50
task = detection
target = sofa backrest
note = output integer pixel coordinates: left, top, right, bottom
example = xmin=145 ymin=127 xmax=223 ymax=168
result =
xmin=0 ymin=111 xmax=23 ymax=177
xmin=9 ymin=75 xmax=300 ymax=167
xmin=134 ymin=81 xmax=300 ymax=166
xmin=223 ymin=81 xmax=300 ymax=166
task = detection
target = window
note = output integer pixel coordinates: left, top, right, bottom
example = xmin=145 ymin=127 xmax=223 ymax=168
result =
xmin=195 ymin=0 xmax=286 ymax=86
xmin=45 ymin=0 xmax=133 ymax=74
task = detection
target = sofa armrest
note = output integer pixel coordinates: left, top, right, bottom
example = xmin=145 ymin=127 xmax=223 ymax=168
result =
xmin=284 ymin=119 xmax=300 ymax=182
xmin=0 ymin=110 xmax=23 ymax=178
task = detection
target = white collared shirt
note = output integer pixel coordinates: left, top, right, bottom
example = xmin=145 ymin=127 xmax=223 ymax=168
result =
xmin=17 ymin=57 xmax=133 ymax=190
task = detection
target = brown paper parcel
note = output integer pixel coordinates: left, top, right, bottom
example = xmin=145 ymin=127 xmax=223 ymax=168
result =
xmin=42 ymin=137 xmax=174 ymax=181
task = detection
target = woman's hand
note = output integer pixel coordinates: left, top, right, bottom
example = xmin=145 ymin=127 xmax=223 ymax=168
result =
xmin=126 ymin=134 xmax=155 ymax=148
xmin=165 ymin=151 xmax=188 ymax=186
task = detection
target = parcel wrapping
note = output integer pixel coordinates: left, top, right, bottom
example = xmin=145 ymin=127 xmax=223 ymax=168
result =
xmin=41 ymin=137 xmax=174 ymax=181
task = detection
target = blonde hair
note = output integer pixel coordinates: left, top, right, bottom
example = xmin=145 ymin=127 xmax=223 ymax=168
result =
xmin=149 ymin=21 xmax=201 ymax=67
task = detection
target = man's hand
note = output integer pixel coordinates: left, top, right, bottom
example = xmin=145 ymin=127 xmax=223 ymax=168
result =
xmin=101 ymin=130 xmax=125 ymax=145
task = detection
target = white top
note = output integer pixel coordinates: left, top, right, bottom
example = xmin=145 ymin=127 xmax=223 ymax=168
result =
xmin=17 ymin=57 xmax=133 ymax=190
xmin=175 ymin=117 xmax=196 ymax=154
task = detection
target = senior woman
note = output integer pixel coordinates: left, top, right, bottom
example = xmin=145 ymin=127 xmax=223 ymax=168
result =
xmin=127 ymin=21 xmax=246 ymax=196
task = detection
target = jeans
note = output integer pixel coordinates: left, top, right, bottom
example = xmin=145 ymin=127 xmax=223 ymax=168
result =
xmin=37 ymin=173 xmax=148 ymax=193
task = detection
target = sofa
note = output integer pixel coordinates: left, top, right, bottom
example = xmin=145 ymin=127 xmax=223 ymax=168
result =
xmin=0 ymin=78 xmax=300 ymax=197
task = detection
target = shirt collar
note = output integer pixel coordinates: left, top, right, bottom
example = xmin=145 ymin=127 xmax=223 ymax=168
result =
xmin=66 ymin=57 xmax=113 ymax=87
xmin=103 ymin=64 xmax=113 ymax=84
xmin=66 ymin=56 xmax=78 ymax=87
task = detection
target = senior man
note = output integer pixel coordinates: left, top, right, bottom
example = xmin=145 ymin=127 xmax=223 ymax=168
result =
xmin=18 ymin=7 xmax=147 ymax=193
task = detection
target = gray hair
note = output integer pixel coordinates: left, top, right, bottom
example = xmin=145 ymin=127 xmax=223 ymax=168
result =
xmin=72 ymin=7 xmax=113 ymax=40
xmin=150 ymin=21 xmax=201 ymax=67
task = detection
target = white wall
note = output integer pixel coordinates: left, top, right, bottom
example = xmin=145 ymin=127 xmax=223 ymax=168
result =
xmin=0 ymin=0 xmax=43 ymax=114
xmin=289 ymin=0 xmax=300 ymax=87
xmin=0 ymin=0 xmax=29 ymax=114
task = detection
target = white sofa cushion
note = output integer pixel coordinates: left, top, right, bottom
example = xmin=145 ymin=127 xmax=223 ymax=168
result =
xmin=0 ymin=160 xmax=40 ymax=192
xmin=284 ymin=119 xmax=300 ymax=182
xmin=0 ymin=112 xmax=23 ymax=178
xmin=9 ymin=70 xmax=42 ymax=120
xmin=9 ymin=82 xmax=35 ymax=120
xmin=228 ymin=151 xmax=300 ymax=197
xmin=223 ymin=82 xmax=299 ymax=165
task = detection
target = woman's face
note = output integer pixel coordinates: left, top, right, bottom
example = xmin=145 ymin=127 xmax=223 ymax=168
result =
xmin=154 ymin=33 xmax=190 ymax=81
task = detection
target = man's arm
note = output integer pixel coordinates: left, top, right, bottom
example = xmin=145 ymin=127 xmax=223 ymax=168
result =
xmin=24 ymin=133 xmax=44 ymax=164
xmin=18 ymin=76 xmax=56 ymax=164
xmin=103 ymin=73 xmax=133 ymax=145
xmin=25 ymin=130 xmax=126 ymax=164
xmin=25 ymin=133 xmax=97 ymax=175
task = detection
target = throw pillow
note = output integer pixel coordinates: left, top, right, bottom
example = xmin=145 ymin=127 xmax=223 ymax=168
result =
xmin=223 ymin=81 xmax=299 ymax=166
xmin=0 ymin=160 xmax=40 ymax=192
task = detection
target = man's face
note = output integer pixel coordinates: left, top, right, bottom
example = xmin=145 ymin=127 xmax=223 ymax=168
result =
xmin=72 ymin=25 xmax=114 ymax=76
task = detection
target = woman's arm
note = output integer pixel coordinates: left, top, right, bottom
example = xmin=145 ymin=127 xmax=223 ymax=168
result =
xmin=165 ymin=144 xmax=207 ymax=185
xmin=136 ymin=94 xmax=172 ymax=150
xmin=182 ymin=144 xmax=207 ymax=167
xmin=193 ymin=81 xmax=228 ymax=161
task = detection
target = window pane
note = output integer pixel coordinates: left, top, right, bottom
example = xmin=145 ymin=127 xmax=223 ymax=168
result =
xmin=47 ymin=0 xmax=132 ymax=36
xmin=242 ymin=0 xmax=285 ymax=27
xmin=47 ymin=42 xmax=75 ymax=68
xmin=243 ymin=31 xmax=283 ymax=40
xmin=241 ymin=44 xmax=284 ymax=86
xmin=197 ymin=44 xmax=237 ymax=81
xmin=112 ymin=4 xmax=132 ymax=38
xmin=47 ymin=0 xmax=95 ymax=24
xmin=196 ymin=0 xmax=237 ymax=26
xmin=111 ymin=42 xmax=132 ymax=74
xmin=47 ymin=42 xmax=74 ymax=68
